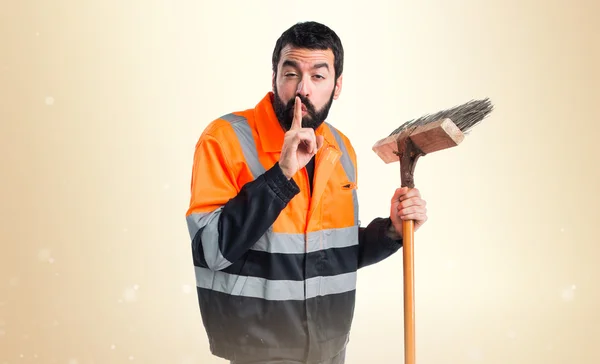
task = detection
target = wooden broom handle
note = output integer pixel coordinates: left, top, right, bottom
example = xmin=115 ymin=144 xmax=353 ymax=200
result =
xmin=402 ymin=218 xmax=415 ymax=364
xmin=397 ymin=137 xmax=421 ymax=364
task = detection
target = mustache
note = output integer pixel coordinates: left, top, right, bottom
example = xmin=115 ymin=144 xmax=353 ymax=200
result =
xmin=284 ymin=95 xmax=316 ymax=115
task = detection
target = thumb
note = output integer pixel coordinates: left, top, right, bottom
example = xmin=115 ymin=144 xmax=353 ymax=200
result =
xmin=316 ymin=135 xmax=324 ymax=151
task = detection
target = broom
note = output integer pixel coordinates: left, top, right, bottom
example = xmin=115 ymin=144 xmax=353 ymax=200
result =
xmin=372 ymin=98 xmax=494 ymax=364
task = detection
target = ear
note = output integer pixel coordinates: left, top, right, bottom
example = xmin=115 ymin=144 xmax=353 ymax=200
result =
xmin=333 ymin=74 xmax=343 ymax=100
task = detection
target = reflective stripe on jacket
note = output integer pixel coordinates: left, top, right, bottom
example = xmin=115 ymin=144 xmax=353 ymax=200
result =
xmin=186 ymin=92 xmax=402 ymax=363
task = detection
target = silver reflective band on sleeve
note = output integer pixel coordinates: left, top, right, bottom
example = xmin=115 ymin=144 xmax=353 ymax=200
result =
xmin=195 ymin=266 xmax=357 ymax=301
xmin=220 ymin=113 xmax=266 ymax=179
xmin=186 ymin=209 xmax=232 ymax=271
xmin=326 ymin=123 xmax=359 ymax=226
xmin=185 ymin=113 xmax=262 ymax=271
xmin=249 ymin=226 xmax=359 ymax=254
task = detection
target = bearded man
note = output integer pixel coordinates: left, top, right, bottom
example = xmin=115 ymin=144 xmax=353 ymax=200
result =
xmin=185 ymin=21 xmax=428 ymax=364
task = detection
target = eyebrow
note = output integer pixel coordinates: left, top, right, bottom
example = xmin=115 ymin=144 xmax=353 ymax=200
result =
xmin=282 ymin=60 xmax=330 ymax=72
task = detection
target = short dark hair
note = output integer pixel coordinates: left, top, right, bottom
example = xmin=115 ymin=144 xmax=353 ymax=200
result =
xmin=272 ymin=21 xmax=344 ymax=81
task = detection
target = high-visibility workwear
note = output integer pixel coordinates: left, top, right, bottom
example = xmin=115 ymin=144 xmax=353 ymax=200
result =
xmin=186 ymin=92 xmax=403 ymax=363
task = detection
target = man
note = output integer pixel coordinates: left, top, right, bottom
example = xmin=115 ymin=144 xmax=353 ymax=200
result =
xmin=186 ymin=21 xmax=428 ymax=364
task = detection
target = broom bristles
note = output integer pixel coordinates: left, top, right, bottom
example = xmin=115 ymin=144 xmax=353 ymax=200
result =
xmin=388 ymin=98 xmax=494 ymax=137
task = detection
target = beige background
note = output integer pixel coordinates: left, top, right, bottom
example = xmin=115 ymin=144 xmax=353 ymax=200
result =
xmin=1 ymin=0 xmax=599 ymax=363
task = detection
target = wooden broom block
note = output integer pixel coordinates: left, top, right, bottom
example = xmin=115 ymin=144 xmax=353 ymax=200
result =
xmin=372 ymin=118 xmax=465 ymax=163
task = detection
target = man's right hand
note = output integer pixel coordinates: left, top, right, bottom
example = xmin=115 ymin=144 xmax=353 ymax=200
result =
xmin=279 ymin=96 xmax=324 ymax=180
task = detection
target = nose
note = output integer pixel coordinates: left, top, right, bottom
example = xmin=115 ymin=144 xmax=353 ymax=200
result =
xmin=296 ymin=79 xmax=310 ymax=97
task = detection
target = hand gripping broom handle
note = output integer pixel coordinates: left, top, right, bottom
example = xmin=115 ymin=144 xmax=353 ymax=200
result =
xmin=397 ymin=137 xmax=423 ymax=364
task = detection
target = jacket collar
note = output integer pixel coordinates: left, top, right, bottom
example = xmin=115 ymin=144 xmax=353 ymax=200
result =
xmin=253 ymin=92 xmax=331 ymax=153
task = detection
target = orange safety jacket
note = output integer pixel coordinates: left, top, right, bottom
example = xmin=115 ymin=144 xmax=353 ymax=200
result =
xmin=186 ymin=92 xmax=403 ymax=363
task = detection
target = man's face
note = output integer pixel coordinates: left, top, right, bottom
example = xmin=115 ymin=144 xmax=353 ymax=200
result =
xmin=273 ymin=45 xmax=343 ymax=131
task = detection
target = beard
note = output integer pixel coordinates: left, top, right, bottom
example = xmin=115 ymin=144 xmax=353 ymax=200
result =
xmin=273 ymin=84 xmax=335 ymax=131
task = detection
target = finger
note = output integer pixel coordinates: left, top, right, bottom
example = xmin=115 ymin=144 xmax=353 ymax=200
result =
xmin=391 ymin=187 xmax=409 ymax=202
xmin=398 ymin=205 xmax=427 ymax=216
xmin=291 ymin=96 xmax=303 ymax=130
xmin=296 ymin=129 xmax=317 ymax=153
xmin=283 ymin=133 xmax=300 ymax=156
xmin=399 ymin=187 xmax=421 ymax=201
xmin=398 ymin=197 xmax=426 ymax=209
xmin=301 ymin=139 xmax=316 ymax=154
xmin=399 ymin=212 xmax=428 ymax=222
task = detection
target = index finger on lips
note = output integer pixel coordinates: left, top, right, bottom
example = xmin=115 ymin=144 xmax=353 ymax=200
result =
xmin=291 ymin=96 xmax=303 ymax=130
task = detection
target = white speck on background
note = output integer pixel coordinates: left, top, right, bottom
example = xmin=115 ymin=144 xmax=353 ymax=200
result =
xmin=122 ymin=286 xmax=138 ymax=302
xmin=45 ymin=96 xmax=54 ymax=106
xmin=20 ymin=354 xmax=24 ymax=358
xmin=110 ymin=344 xmax=116 ymax=350
xmin=38 ymin=249 xmax=52 ymax=262
xmin=0 ymin=330 xmax=5 ymax=337
xmin=133 ymin=284 xmax=139 ymax=290
xmin=560 ymin=228 xmax=565 ymax=233
xmin=68 ymin=359 xmax=79 ymax=364
xmin=164 ymin=184 xmax=170 ymax=190
xmin=35 ymin=32 xmax=39 ymax=36
xmin=129 ymin=355 xmax=134 ymax=360
xmin=9 ymin=277 xmax=19 ymax=286
xmin=182 ymin=284 xmax=192 ymax=294
xmin=123 ymin=228 xmax=129 ymax=233
xmin=561 ymin=285 xmax=576 ymax=302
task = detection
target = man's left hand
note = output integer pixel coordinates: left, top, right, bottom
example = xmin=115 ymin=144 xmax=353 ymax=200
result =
xmin=390 ymin=187 xmax=428 ymax=238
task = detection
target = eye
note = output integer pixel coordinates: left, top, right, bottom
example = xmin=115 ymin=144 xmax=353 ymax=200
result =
xmin=285 ymin=73 xmax=298 ymax=78
xmin=313 ymin=74 xmax=325 ymax=79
